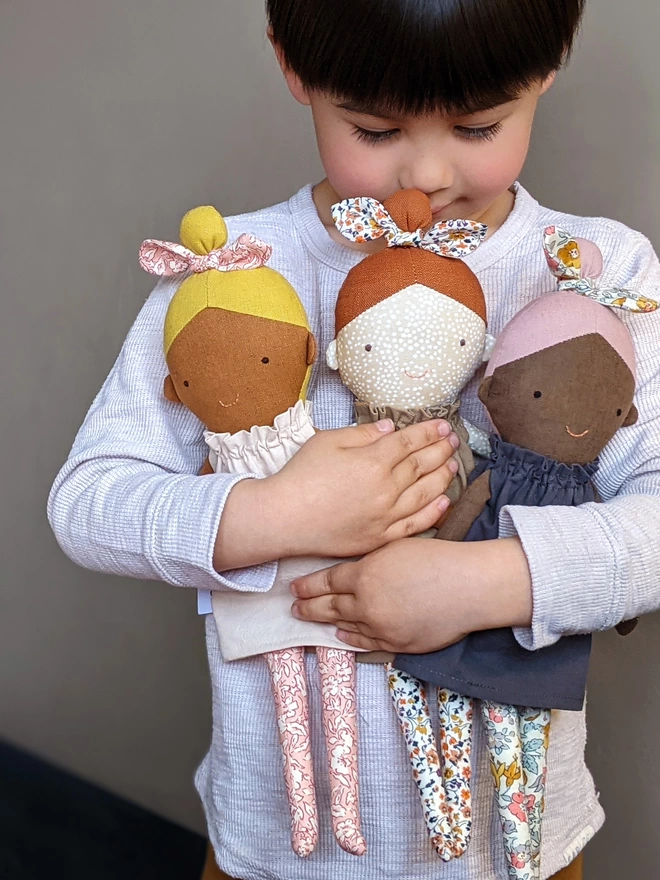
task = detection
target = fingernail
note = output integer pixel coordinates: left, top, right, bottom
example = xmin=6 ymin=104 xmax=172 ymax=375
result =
xmin=376 ymin=418 xmax=394 ymax=432
xmin=449 ymin=459 xmax=459 ymax=474
xmin=449 ymin=432 xmax=460 ymax=449
xmin=438 ymin=496 xmax=450 ymax=512
xmin=437 ymin=420 xmax=451 ymax=437
xmin=290 ymin=580 xmax=300 ymax=597
xmin=291 ymin=602 xmax=301 ymax=618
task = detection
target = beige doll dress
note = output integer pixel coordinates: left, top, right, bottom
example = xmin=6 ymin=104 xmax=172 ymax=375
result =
xmin=206 ymin=400 xmax=365 ymax=661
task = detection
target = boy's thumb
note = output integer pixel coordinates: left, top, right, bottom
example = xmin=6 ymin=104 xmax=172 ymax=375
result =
xmin=339 ymin=419 xmax=395 ymax=447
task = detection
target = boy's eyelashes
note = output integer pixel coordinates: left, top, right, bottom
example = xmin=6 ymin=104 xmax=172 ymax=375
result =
xmin=351 ymin=121 xmax=504 ymax=145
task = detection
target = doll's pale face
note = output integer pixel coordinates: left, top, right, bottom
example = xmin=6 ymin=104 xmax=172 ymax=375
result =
xmin=333 ymin=284 xmax=486 ymax=408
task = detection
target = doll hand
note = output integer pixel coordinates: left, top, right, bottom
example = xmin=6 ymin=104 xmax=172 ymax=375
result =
xmin=269 ymin=419 xmax=460 ymax=558
xmin=291 ymin=537 xmax=533 ymax=653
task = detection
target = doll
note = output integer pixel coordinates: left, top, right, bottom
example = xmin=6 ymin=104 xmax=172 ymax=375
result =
xmin=139 ymin=206 xmax=367 ymax=858
xmin=327 ymin=189 xmax=494 ymax=859
xmin=395 ymin=226 xmax=658 ymax=879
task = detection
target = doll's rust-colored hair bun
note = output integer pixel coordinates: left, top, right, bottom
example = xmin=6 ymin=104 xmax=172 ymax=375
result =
xmin=383 ymin=189 xmax=433 ymax=234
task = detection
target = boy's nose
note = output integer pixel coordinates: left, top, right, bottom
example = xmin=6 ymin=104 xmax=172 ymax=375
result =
xmin=404 ymin=155 xmax=454 ymax=203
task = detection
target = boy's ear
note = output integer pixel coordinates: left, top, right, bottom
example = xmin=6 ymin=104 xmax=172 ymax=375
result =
xmin=164 ymin=375 xmax=181 ymax=403
xmin=539 ymin=71 xmax=557 ymax=96
xmin=478 ymin=376 xmax=492 ymax=407
xmin=307 ymin=332 xmax=318 ymax=366
xmin=623 ymin=402 xmax=639 ymax=427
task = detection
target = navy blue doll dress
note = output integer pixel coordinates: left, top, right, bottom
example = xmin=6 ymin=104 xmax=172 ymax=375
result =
xmin=395 ymin=435 xmax=596 ymax=712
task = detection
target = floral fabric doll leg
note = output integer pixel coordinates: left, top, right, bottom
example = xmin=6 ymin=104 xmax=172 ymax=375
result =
xmin=437 ymin=690 xmax=473 ymax=857
xmin=316 ymin=647 xmax=367 ymax=856
xmin=386 ymin=664 xmax=454 ymax=860
xmin=265 ymin=648 xmax=319 ymax=858
xmin=519 ymin=707 xmax=552 ymax=877
xmin=482 ymin=702 xmax=534 ymax=879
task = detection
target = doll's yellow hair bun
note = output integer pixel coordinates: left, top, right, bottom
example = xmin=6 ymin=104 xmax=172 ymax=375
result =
xmin=179 ymin=205 xmax=228 ymax=255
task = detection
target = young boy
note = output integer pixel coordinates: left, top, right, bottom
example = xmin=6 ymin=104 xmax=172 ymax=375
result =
xmin=48 ymin=0 xmax=660 ymax=877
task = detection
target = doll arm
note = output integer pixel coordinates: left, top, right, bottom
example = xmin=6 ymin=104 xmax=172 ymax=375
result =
xmin=47 ymin=279 xmax=278 ymax=594
xmin=499 ymin=231 xmax=660 ymax=650
xmin=436 ymin=470 xmax=491 ymax=542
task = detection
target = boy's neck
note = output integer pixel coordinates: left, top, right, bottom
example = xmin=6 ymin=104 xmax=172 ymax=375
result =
xmin=312 ymin=179 xmax=515 ymax=252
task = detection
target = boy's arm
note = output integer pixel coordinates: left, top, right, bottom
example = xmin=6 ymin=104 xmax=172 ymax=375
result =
xmin=47 ymin=279 xmax=277 ymax=593
xmin=503 ymin=231 xmax=660 ymax=650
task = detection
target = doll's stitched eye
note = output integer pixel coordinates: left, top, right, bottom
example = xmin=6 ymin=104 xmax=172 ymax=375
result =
xmin=261 ymin=357 xmax=270 ymax=364
xmin=183 ymin=381 xmax=190 ymax=387
xmin=460 ymin=339 xmax=466 ymax=347
xmin=534 ymin=391 xmax=542 ymax=399
xmin=617 ymin=408 xmax=623 ymax=417
xmin=365 ymin=344 xmax=372 ymax=352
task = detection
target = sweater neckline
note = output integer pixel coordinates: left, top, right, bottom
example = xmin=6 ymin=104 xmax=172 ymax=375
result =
xmin=287 ymin=182 xmax=540 ymax=274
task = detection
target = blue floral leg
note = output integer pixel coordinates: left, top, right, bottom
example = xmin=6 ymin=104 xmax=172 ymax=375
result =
xmin=386 ymin=664 xmax=453 ymax=860
xmin=482 ymin=702 xmax=533 ymax=879
xmin=437 ymin=690 xmax=473 ymax=857
xmin=519 ymin=708 xmax=551 ymax=878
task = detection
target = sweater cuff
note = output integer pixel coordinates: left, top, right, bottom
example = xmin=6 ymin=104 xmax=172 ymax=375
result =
xmin=148 ymin=472 xmax=277 ymax=592
xmin=499 ymin=503 xmax=621 ymax=651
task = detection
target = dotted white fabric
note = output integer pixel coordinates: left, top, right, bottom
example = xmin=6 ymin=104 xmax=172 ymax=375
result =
xmin=48 ymin=183 xmax=660 ymax=879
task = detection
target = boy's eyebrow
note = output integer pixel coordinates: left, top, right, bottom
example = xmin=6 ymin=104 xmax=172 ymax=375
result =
xmin=335 ymin=95 xmax=520 ymax=120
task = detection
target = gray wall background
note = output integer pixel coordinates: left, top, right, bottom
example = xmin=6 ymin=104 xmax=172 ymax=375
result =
xmin=0 ymin=0 xmax=657 ymax=876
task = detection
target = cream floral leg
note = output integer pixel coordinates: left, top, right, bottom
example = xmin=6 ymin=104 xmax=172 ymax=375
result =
xmin=519 ymin=708 xmax=551 ymax=878
xmin=386 ymin=664 xmax=454 ymax=860
xmin=437 ymin=690 xmax=473 ymax=857
xmin=482 ymin=702 xmax=534 ymax=880
xmin=317 ymin=647 xmax=367 ymax=856
xmin=265 ymin=648 xmax=318 ymax=858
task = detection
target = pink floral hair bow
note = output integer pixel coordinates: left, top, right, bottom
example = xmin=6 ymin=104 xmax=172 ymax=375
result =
xmin=544 ymin=226 xmax=659 ymax=313
xmin=331 ymin=196 xmax=487 ymax=258
xmin=138 ymin=233 xmax=273 ymax=276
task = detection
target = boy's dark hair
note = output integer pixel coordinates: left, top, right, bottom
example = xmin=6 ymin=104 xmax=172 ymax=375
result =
xmin=267 ymin=0 xmax=585 ymax=115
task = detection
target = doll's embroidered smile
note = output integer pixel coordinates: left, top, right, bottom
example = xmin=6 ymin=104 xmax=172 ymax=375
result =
xmin=566 ymin=426 xmax=590 ymax=438
xmin=404 ymin=368 xmax=431 ymax=380
xmin=219 ymin=393 xmax=240 ymax=408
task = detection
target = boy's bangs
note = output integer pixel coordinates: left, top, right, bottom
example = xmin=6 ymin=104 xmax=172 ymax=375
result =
xmin=268 ymin=0 xmax=585 ymax=116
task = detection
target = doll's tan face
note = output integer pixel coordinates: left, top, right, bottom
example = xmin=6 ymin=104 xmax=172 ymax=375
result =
xmin=333 ymin=284 xmax=486 ymax=408
xmin=480 ymin=333 xmax=637 ymax=464
xmin=165 ymin=308 xmax=315 ymax=434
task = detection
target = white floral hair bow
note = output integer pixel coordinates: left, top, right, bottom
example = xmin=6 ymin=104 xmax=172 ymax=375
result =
xmin=139 ymin=233 xmax=273 ymax=276
xmin=331 ymin=196 xmax=487 ymax=259
xmin=544 ymin=226 xmax=658 ymax=313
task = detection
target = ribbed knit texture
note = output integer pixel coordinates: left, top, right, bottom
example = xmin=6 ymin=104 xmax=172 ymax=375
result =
xmin=48 ymin=183 xmax=660 ymax=879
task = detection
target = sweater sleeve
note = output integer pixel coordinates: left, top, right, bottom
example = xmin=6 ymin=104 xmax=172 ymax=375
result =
xmin=499 ymin=229 xmax=660 ymax=650
xmin=47 ymin=278 xmax=277 ymax=593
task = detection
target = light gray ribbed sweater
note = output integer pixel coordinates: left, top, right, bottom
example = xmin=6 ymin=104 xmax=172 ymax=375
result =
xmin=48 ymin=183 xmax=660 ymax=879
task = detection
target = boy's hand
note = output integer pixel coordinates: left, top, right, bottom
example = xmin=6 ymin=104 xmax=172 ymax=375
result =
xmin=271 ymin=419 xmax=459 ymax=558
xmin=290 ymin=537 xmax=533 ymax=653
xmin=214 ymin=419 xmax=458 ymax=570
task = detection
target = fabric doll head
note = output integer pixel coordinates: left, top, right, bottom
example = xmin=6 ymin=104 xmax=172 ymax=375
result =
xmin=140 ymin=206 xmax=316 ymax=434
xmin=479 ymin=227 xmax=658 ymax=465
xmin=326 ymin=189 xmax=493 ymax=409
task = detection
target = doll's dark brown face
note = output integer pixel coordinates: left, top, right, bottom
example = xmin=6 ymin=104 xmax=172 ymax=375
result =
xmin=479 ymin=333 xmax=638 ymax=465
xmin=164 ymin=308 xmax=316 ymax=434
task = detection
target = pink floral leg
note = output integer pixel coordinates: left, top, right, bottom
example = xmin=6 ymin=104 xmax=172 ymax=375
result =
xmin=386 ymin=664 xmax=454 ymax=860
xmin=265 ymin=648 xmax=319 ymax=858
xmin=437 ymin=690 xmax=473 ymax=858
xmin=519 ymin=707 xmax=551 ymax=878
xmin=317 ymin=647 xmax=367 ymax=856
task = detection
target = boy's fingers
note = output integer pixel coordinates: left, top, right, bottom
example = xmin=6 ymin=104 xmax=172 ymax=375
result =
xmin=380 ymin=420 xmax=452 ymax=466
xmin=387 ymin=495 xmax=451 ymax=541
xmin=290 ymin=562 xmax=359 ymax=599
xmin=394 ymin=463 xmax=457 ymax=518
xmin=392 ymin=437 xmax=459 ymax=490
xmin=331 ymin=419 xmax=396 ymax=448
xmin=292 ymin=593 xmax=358 ymax=624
